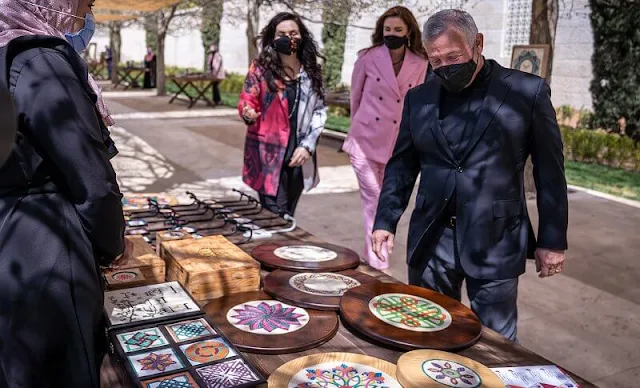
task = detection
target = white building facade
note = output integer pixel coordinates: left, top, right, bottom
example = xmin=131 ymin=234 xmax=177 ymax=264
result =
xmin=93 ymin=0 xmax=594 ymax=109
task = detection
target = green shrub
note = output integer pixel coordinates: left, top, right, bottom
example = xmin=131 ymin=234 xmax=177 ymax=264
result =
xmin=219 ymin=73 xmax=245 ymax=94
xmin=560 ymin=125 xmax=640 ymax=171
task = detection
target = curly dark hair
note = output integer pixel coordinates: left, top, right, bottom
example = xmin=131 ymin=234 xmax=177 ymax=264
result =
xmin=364 ymin=6 xmax=427 ymax=58
xmin=255 ymin=12 xmax=324 ymax=95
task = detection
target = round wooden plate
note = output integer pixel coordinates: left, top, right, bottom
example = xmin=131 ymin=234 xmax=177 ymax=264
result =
xmin=251 ymin=241 xmax=360 ymax=272
xmin=264 ymin=269 xmax=381 ymax=311
xmin=268 ymin=352 xmax=403 ymax=387
xmin=203 ymin=291 xmax=339 ymax=354
xmin=397 ymin=350 xmax=504 ymax=387
xmin=340 ymin=283 xmax=482 ymax=351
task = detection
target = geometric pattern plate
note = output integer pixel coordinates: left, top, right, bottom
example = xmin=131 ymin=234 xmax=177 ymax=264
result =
xmin=179 ymin=338 xmax=237 ymax=366
xmin=396 ymin=350 xmax=504 ymax=388
xmin=165 ymin=318 xmax=217 ymax=343
xmin=369 ymin=293 xmax=452 ymax=332
xmin=290 ymin=272 xmax=361 ymax=296
xmin=226 ymin=300 xmax=310 ymax=335
xmin=128 ymin=348 xmax=184 ymax=378
xmin=268 ymin=352 xmax=401 ymax=388
xmin=251 ymin=241 xmax=360 ymax=272
xmin=117 ymin=327 xmax=169 ymax=353
xmin=195 ymin=359 xmax=260 ymax=388
xmin=340 ymin=283 xmax=482 ymax=351
xmin=140 ymin=371 xmax=199 ymax=388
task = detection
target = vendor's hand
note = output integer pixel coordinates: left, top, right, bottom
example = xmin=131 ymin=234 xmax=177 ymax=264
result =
xmin=372 ymin=230 xmax=394 ymax=262
xmin=108 ymin=238 xmax=135 ymax=269
xmin=242 ymin=102 xmax=260 ymax=121
xmin=289 ymin=147 xmax=311 ymax=167
xmin=535 ymin=248 xmax=566 ymax=278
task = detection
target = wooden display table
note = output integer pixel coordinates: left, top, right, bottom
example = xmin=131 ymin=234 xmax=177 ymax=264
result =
xmin=168 ymin=74 xmax=223 ymax=109
xmin=100 ymin=222 xmax=597 ymax=388
xmin=113 ymin=67 xmax=146 ymax=90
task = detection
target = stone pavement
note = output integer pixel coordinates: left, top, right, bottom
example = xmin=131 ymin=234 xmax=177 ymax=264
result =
xmin=104 ymin=90 xmax=640 ymax=387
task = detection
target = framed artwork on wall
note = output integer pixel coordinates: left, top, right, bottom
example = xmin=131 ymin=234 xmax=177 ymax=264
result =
xmin=510 ymin=44 xmax=551 ymax=79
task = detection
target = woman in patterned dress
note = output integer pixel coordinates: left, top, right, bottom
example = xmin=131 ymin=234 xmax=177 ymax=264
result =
xmin=238 ymin=12 xmax=327 ymax=217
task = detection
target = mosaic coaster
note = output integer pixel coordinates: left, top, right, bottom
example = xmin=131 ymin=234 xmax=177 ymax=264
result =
xmin=178 ymin=338 xmax=237 ymax=366
xmin=165 ymin=318 xmax=217 ymax=343
xmin=290 ymin=361 xmax=403 ymax=387
xmin=289 ymin=272 xmax=361 ymax=297
xmin=128 ymin=348 xmax=184 ymax=378
xmin=274 ymin=245 xmax=338 ymax=262
xmin=226 ymin=300 xmax=310 ymax=335
xmin=117 ymin=327 xmax=169 ymax=353
xmin=196 ymin=359 xmax=260 ymax=388
xmin=140 ymin=371 xmax=199 ymax=388
xmin=368 ymin=293 xmax=453 ymax=332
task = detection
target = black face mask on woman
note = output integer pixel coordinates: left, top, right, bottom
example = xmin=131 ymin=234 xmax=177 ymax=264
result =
xmin=384 ymin=35 xmax=408 ymax=50
xmin=273 ymin=36 xmax=301 ymax=55
xmin=433 ymin=47 xmax=480 ymax=92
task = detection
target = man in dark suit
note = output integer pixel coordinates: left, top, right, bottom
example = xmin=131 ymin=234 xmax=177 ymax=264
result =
xmin=372 ymin=9 xmax=568 ymax=341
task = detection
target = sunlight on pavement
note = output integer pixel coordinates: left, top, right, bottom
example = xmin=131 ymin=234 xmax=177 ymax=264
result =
xmin=111 ymin=109 xmax=237 ymax=121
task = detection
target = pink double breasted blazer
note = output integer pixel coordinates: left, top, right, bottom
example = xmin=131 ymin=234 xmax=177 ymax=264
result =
xmin=342 ymin=45 xmax=428 ymax=164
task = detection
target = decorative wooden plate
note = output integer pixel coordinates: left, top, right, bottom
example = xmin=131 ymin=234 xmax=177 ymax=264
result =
xmin=340 ymin=283 xmax=482 ymax=351
xmin=268 ymin=352 xmax=402 ymax=387
xmin=203 ymin=291 xmax=339 ymax=354
xmin=251 ymin=241 xmax=360 ymax=272
xmin=397 ymin=350 xmax=504 ymax=387
xmin=264 ymin=269 xmax=380 ymax=311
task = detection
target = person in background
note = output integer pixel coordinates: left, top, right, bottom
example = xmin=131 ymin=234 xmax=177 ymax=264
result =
xmin=105 ymin=44 xmax=112 ymax=79
xmin=372 ymin=9 xmax=568 ymax=341
xmin=343 ymin=5 xmax=428 ymax=270
xmin=238 ymin=12 xmax=327 ymax=216
xmin=143 ymin=45 xmax=156 ymax=89
xmin=0 ymin=0 xmax=132 ymax=385
xmin=207 ymin=43 xmax=225 ymax=105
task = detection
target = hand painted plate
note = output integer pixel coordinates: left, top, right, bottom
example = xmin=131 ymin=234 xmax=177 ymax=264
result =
xmin=252 ymin=241 xmax=360 ymax=272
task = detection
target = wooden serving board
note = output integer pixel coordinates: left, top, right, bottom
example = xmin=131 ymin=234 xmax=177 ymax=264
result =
xmin=251 ymin=241 xmax=360 ymax=272
xmin=105 ymin=235 xmax=165 ymax=287
xmin=268 ymin=352 xmax=402 ymax=387
xmin=340 ymin=283 xmax=482 ymax=351
xmin=203 ymin=291 xmax=339 ymax=355
xmin=397 ymin=349 xmax=504 ymax=387
xmin=263 ymin=269 xmax=380 ymax=311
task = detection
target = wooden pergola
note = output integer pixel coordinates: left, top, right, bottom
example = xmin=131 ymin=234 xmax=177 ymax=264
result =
xmin=94 ymin=0 xmax=180 ymax=12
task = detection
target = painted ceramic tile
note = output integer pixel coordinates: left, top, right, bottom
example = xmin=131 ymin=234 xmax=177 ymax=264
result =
xmin=226 ymin=300 xmax=309 ymax=335
xmin=368 ymin=293 xmax=452 ymax=332
xmin=165 ymin=318 xmax=216 ymax=343
xmin=290 ymin=362 xmax=402 ymax=388
xmin=179 ymin=337 xmax=236 ymax=366
xmin=117 ymin=327 xmax=168 ymax=353
xmin=141 ymin=371 xmax=198 ymax=388
xmin=273 ymin=245 xmax=337 ymax=262
xmin=128 ymin=348 xmax=184 ymax=378
xmin=289 ymin=273 xmax=361 ymax=296
xmin=104 ymin=281 xmax=200 ymax=326
xmin=422 ymin=359 xmax=482 ymax=388
xmin=196 ymin=359 xmax=259 ymax=388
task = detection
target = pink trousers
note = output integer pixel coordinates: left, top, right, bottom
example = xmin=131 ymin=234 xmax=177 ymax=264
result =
xmin=349 ymin=155 xmax=390 ymax=270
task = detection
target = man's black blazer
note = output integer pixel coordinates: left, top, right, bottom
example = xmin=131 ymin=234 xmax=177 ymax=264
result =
xmin=373 ymin=60 xmax=568 ymax=280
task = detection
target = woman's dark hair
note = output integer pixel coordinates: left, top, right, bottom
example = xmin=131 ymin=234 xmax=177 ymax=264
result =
xmin=363 ymin=6 xmax=427 ymax=58
xmin=255 ymin=12 xmax=324 ymax=95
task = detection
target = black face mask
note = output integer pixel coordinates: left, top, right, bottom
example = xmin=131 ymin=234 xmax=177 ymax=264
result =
xmin=273 ymin=36 xmax=300 ymax=56
xmin=433 ymin=53 xmax=479 ymax=92
xmin=384 ymin=35 xmax=408 ymax=50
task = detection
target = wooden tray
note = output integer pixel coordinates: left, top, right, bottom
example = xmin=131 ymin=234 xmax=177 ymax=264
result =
xmin=263 ymin=269 xmax=380 ymax=311
xmin=340 ymin=283 xmax=482 ymax=351
xmin=203 ymin=291 xmax=339 ymax=355
xmin=251 ymin=241 xmax=360 ymax=272
xmin=268 ymin=352 xmax=402 ymax=387
xmin=396 ymin=349 xmax=504 ymax=387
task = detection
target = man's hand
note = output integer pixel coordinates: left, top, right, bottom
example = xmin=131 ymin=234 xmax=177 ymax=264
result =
xmin=109 ymin=237 xmax=135 ymax=269
xmin=289 ymin=147 xmax=311 ymax=167
xmin=535 ymin=248 xmax=566 ymax=278
xmin=372 ymin=230 xmax=394 ymax=262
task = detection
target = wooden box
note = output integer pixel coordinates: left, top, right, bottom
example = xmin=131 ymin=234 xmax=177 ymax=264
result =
xmin=103 ymin=235 xmax=166 ymax=290
xmin=156 ymin=229 xmax=194 ymax=259
xmin=161 ymin=236 xmax=261 ymax=303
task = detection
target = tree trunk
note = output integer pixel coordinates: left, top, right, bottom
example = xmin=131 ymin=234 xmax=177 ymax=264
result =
xmin=321 ymin=2 xmax=351 ymax=89
xmin=156 ymin=31 xmax=167 ymax=95
xmin=109 ymin=22 xmax=122 ymax=85
xmin=246 ymin=0 xmax=260 ymax=66
xmin=145 ymin=14 xmax=159 ymax=54
xmin=201 ymin=0 xmax=224 ymax=70
xmin=524 ymin=0 xmax=559 ymax=195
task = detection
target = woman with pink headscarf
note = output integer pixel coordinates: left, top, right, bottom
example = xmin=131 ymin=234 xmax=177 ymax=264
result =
xmin=0 ymin=0 xmax=128 ymax=386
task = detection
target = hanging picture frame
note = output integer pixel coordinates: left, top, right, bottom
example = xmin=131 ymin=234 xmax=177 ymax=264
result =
xmin=510 ymin=44 xmax=551 ymax=79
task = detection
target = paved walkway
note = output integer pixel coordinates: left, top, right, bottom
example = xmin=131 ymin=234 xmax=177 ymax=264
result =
xmin=105 ymin=91 xmax=640 ymax=387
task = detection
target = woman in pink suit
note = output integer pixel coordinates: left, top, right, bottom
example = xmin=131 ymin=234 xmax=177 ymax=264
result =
xmin=343 ymin=6 xmax=428 ymax=270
